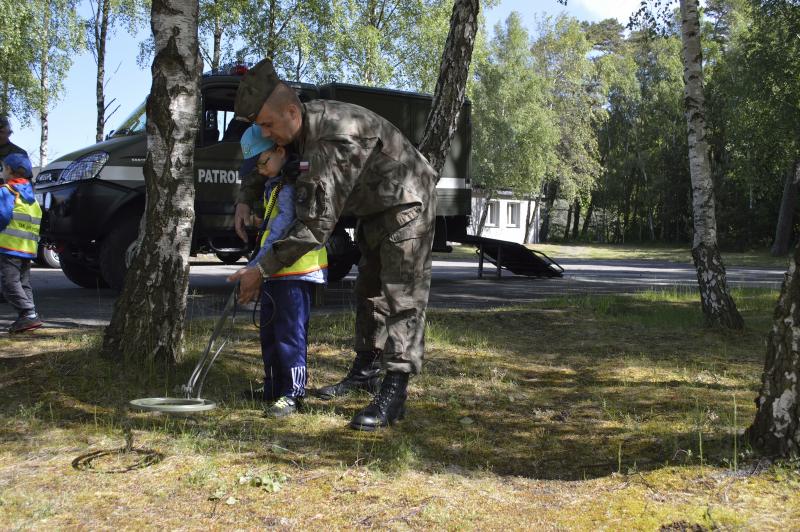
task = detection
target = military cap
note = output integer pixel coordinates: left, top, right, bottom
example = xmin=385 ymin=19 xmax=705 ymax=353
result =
xmin=234 ymin=58 xmax=281 ymax=122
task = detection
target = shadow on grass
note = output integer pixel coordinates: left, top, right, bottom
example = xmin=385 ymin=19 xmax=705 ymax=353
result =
xmin=0 ymin=292 xmax=774 ymax=481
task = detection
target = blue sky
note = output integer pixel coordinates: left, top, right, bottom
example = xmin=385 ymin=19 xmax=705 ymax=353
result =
xmin=11 ymin=0 xmax=639 ymax=165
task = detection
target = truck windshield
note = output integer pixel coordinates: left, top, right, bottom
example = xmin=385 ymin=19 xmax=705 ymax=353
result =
xmin=110 ymin=101 xmax=146 ymax=137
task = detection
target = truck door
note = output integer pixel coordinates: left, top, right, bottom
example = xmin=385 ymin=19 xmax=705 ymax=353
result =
xmin=194 ymin=83 xmax=249 ymax=260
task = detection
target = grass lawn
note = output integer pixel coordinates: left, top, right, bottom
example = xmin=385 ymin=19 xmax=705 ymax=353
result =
xmin=436 ymin=242 xmax=791 ymax=269
xmin=1 ymin=287 xmax=799 ymax=529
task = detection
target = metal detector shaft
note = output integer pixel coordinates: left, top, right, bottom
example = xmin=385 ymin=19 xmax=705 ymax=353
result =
xmin=182 ymin=284 xmax=238 ymax=398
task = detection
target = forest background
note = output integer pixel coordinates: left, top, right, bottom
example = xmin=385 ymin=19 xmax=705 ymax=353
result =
xmin=1 ymin=0 xmax=798 ymax=252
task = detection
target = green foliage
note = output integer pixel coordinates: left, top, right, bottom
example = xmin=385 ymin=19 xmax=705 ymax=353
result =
xmin=706 ymin=0 xmax=800 ymax=248
xmin=471 ymin=13 xmax=557 ymax=233
xmin=198 ymin=0 xmax=245 ymax=69
xmin=0 ymin=0 xmax=39 ymax=124
xmin=228 ymin=0 xmax=465 ymax=90
xmin=586 ymin=0 xmax=800 ymax=247
xmin=595 ymin=29 xmax=688 ymax=243
xmin=30 ymin=0 xmax=85 ymax=110
xmin=235 ymin=0 xmax=333 ymax=82
xmin=1 ymin=0 xmax=83 ymax=163
xmin=532 ymin=15 xmax=602 ymax=205
xmin=87 ymin=0 xmax=148 ymax=56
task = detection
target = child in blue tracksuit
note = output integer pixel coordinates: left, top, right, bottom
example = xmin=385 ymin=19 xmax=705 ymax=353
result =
xmin=0 ymin=153 xmax=43 ymax=333
xmin=239 ymin=125 xmax=327 ymax=417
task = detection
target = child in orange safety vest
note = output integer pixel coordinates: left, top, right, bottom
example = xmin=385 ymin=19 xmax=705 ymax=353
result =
xmin=0 ymin=153 xmax=43 ymax=333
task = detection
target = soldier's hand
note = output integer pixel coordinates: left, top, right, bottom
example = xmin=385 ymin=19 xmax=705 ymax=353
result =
xmin=234 ymin=203 xmax=252 ymax=243
xmin=227 ymin=267 xmax=261 ymax=304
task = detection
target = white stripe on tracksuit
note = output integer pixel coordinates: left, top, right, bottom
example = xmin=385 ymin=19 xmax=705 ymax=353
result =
xmin=290 ymin=366 xmax=307 ymax=397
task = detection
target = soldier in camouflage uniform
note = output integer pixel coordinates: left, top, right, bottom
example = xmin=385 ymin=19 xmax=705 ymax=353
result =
xmin=228 ymin=58 xmax=437 ymax=431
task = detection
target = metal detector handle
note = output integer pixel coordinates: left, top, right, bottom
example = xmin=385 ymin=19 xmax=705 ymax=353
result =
xmin=183 ymin=283 xmax=239 ymax=398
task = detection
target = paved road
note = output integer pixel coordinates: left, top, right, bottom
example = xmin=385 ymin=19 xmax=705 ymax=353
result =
xmin=0 ymin=256 xmax=787 ymax=331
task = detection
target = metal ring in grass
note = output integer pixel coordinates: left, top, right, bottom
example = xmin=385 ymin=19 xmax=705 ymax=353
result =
xmin=129 ymin=397 xmax=217 ymax=413
xmin=71 ymin=448 xmax=164 ymax=473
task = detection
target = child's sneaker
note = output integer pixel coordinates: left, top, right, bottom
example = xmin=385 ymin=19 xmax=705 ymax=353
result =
xmin=9 ymin=313 xmax=43 ymax=333
xmin=265 ymin=396 xmax=300 ymax=418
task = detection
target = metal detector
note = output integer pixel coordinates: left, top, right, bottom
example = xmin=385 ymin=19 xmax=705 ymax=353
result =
xmin=129 ymin=285 xmax=239 ymax=414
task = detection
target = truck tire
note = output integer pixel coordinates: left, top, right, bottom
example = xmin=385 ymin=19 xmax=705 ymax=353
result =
xmin=59 ymin=249 xmax=108 ymax=289
xmin=215 ymin=251 xmax=244 ymax=264
xmin=99 ymin=217 xmax=140 ymax=291
xmin=326 ymin=229 xmax=359 ymax=283
xmin=36 ymin=245 xmax=61 ymax=268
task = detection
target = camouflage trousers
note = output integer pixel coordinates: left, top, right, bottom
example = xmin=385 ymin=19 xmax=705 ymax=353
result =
xmin=353 ymin=217 xmax=434 ymax=375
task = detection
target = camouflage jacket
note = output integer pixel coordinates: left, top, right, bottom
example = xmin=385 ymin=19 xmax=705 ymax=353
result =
xmin=239 ymin=100 xmax=438 ymax=275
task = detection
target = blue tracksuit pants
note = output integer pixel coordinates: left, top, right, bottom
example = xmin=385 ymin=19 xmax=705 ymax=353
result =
xmin=260 ymin=280 xmax=314 ymax=400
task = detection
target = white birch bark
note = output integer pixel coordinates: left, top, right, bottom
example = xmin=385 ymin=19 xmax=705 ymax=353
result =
xmin=750 ymin=244 xmax=800 ymax=457
xmin=102 ymin=0 xmax=201 ymax=364
xmin=680 ymin=0 xmax=743 ymax=329
xmin=39 ymin=0 xmax=51 ymax=166
xmin=94 ymin=0 xmax=110 ymax=143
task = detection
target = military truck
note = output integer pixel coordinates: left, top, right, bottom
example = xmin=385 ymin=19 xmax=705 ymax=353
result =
xmin=34 ymin=65 xmax=472 ymax=290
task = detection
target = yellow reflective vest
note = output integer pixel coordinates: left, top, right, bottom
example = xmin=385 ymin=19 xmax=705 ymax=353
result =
xmin=260 ymin=183 xmax=327 ymax=278
xmin=0 ymin=184 xmax=41 ymax=259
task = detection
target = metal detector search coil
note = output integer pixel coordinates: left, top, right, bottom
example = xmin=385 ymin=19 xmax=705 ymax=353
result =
xmin=129 ymin=285 xmax=239 ymax=414
xmin=129 ymin=397 xmax=216 ymax=413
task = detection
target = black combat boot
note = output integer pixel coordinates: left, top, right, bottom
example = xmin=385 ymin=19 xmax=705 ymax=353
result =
xmin=315 ymin=350 xmax=382 ymax=400
xmin=348 ymin=371 xmax=409 ymax=431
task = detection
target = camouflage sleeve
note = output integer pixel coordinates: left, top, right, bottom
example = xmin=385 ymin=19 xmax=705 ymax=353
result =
xmin=235 ymin=168 xmax=266 ymax=206
xmin=256 ymin=136 xmax=370 ymax=274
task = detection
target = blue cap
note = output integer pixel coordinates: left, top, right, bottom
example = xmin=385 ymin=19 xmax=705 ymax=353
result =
xmin=3 ymin=153 xmax=32 ymax=179
xmin=240 ymin=124 xmax=275 ymax=160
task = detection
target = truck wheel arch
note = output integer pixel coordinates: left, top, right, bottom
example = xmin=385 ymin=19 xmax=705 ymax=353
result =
xmin=99 ymin=215 xmax=141 ymax=291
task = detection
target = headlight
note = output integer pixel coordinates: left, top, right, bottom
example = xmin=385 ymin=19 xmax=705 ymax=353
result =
xmin=34 ymin=169 xmax=61 ymax=184
xmin=59 ymin=151 xmax=109 ymax=183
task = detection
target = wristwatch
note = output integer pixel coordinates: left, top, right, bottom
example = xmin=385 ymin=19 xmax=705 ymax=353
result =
xmin=256 ymin=262 xmax=268 ymax=279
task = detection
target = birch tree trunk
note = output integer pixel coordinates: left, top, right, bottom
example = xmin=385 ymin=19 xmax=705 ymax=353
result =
xmin=524 ymin=197 xmax=538 ymax=243
xmin=212 ymin=9 xmax=222 ymax=70
xmin=39 ymin=1 xmax=51 ymax=166
xmin=680 ymin=0 xmax=743 ymax=329
xmin=418 ymin=0 xmax=479 ymax=175
xmin=94 ymin=0 xmax=110 ymax=142
xmin=571 ymin=198 xmax=580 ymax=240
xmin=770 ymin=161 xmax=800 ymax=257
xmin=476 ymin=191 xmax=493 ymax=237
xmin=540 ymin=182 xmax=558 ymax=243
xmin=581 ymin=196 xmax=594 ymax=238
xmin=749 ymin=242 xmax=800 ymax=457
xmin=102 ymin=0 xmax=201 ymax=364
xmin=564 ymin=203 xmax=573 ymax=241
xmin=1 ymin=81 xmax=8 ymax=116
